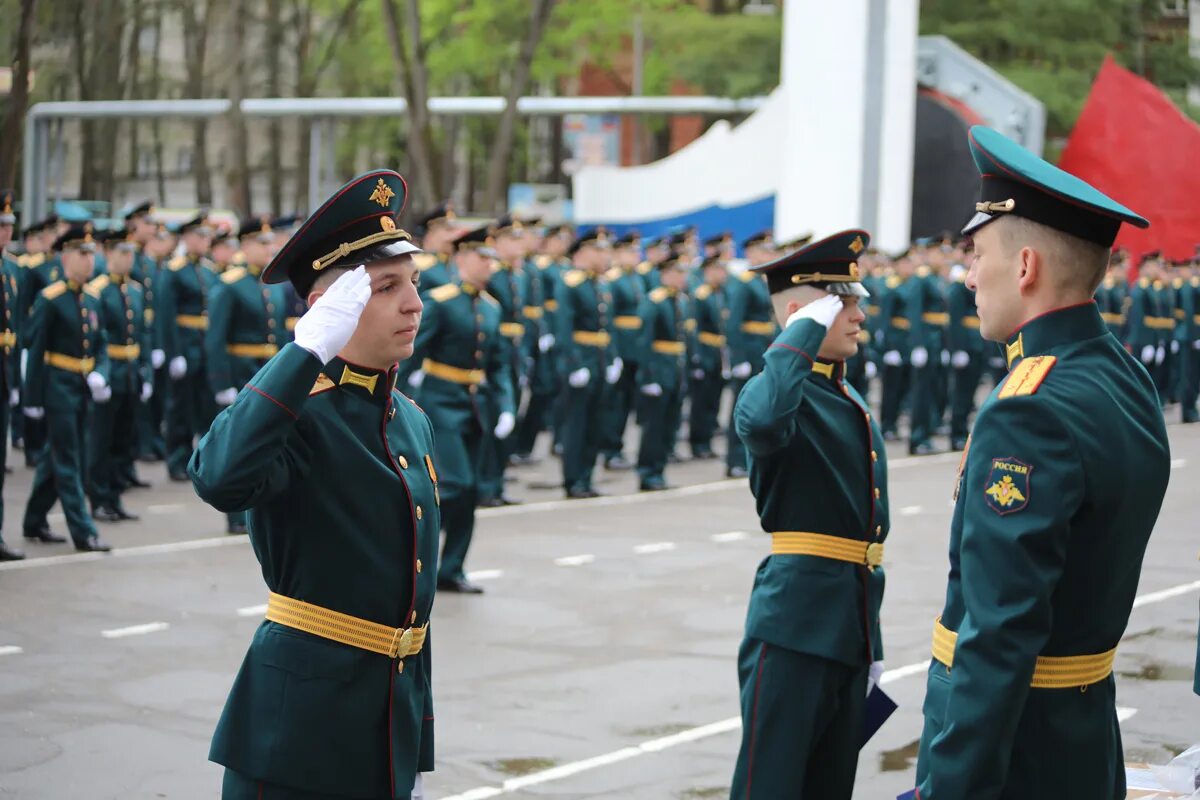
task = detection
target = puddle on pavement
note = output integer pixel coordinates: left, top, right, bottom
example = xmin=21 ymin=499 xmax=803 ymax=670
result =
xmin=879 ymin=738 xmax=921 ymax=772
xmin=629 ymin=722 xmax=695 ymax=738
xmin=1117 ymin=662 xmax=1194 ymax=682
xmin=679 ymin=788 xmax=727 ymax=799
xmin=484 ymin=757 xmax=558 ymax=776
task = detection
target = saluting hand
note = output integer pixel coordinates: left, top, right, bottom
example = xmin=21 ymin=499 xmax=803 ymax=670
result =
xmin=295 ymin=266 xmax=373 ymax=364
xmin=786 ymin=293 xmax=842 ymax=329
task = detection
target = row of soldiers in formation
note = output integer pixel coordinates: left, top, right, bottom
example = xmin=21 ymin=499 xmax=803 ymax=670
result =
xmin=0 ymin=193 xmax=309 ymax=561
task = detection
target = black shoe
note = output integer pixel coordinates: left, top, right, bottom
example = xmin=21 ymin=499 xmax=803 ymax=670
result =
xmin=437 ymin=576 xmax=484 ymax=594
xmin=168 ymin=469 xmax=189 ymax=482
xmin=552 ymin=443 xmax=564 ymax=457
xmin=92 ymin=506 xmax=123 ymax=523
xmin=24 ymin=525 xmax=66 ymax=544
xmin=0 ymin=543 xmax=25 ymax=561
xmin=11 ymin=438 xmax=22 ymax=450
xmin=75 ymin=536 xmax=112 ymax=553
xmin=604 ymin=455 xmax=633 ymax=471
xmin=882 ymin=431 xmax=900 ymax=442
xmin=726 ymin=466 xmax=749 ymax=479
xmin=909 ymin=442 xmax=940 ymax=456
xmin=510 ymin=453 xmax=540 ymax=466
xmin=499 ymin=495 xmax=522 ymax=506
xmin=566 ymin=488 xmax=601 ymax=499
xmin=667 ymin=451 xmax=686 ymax=464
xmin=477 ymin=497 xmax=505 ymax=508
xmin=639 ymin=481 xmax=673 ymax=492
xmin=227 ymin=522 xmax=248 ymax=535
xmin=950 ymin=438 xmax=968 ymax=452
xmin=113 ymin=505 xmax=140 ymax=521
xmin=691 ymin=449 xmax=717 ymax=460
xmin=125 ymin=476 xmax=152 ymax=489
xmin=23 ymin=456 xmax=38 ymax=468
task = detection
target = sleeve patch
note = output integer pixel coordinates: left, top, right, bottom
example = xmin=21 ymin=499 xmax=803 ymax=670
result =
xmin=997 ymin=356 xmax=1056 ymax=399
xmin=309 ymin=373 xmax=336 ymax=396
xmin=984 ymin=457 xmax=1031 ymax=515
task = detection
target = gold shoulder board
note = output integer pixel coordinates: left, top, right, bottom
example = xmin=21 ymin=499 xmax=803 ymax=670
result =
xmin=997 ymin=356 xmax=1057 ymax=400
xmin=428 ymin=283 xmax=461 ymax=303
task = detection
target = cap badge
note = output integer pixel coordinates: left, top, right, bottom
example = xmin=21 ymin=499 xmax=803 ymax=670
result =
xmin=369 ymin=178 xmax=395 ymax=208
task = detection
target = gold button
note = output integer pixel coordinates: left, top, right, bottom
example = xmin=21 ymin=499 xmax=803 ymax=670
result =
xmin=871 ymin=450 xmax=878 ymax=462
xmin=876 ymin=525 xmax=882 ymax=537
xmin=416 ymin=559 xmax=423 ymax=573
xmin=399 ymin=455 xmax=408 ymax=469
xmin=477 ymin=332 xmax=485 ymax=341
xmin=416 ymin=505 xmax=423 ymax=520
xmin=874 ymin=488 xmax=880 ymax=499
xmin=397 ymin=660 xmax=405 ymax=674
xmin=411 ymin=611 xmax=417 ymax=624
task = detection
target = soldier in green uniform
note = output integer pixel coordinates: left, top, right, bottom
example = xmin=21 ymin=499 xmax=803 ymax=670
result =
xmin=1180 ymin=255 xmax=1200 ymax=423
xmin=511 ymin=222 xmax=554 ymax=467
xmin=599 ymin=231 xmax=645 ymax=470
xmin=1126 ymin=255 xmax=1166 ymax=402
xmin=911 ymin=126 xmax=1171 ymax=800
xmin=189 ymin=169 xmax=437 ymax=800
xmin=725 ymin=234 xmax=778 ymax=479
xmin=203 ymin=218 xmax=287 ymax=535
xmin=86 ymin=231 xmax=152 ymax=523
xmin=22 ymin=224 xmax=113 ymax=553
xmin=15 ymin=215 xmax=62 ymax=468
xmin=687 ymin=256 xmax=729 ymax=460
xmin=159 ymin=212 xmax=219 ymax=481
xmin=410 ymin=203 xmax=459 ymax=297
xmin=1094 ymin=255 xmax=1128 ymax=342
xmin=730 ymin=229 xmax=887 ymax=799
xmin=878 ymin=254 xmax=914 ymax=440
xmin=122 ymin=203 xmax=168 ymax=464
xmin=905 ymin=247 xmax=949 ymax=455
xmin=556 ymin=229 xmax=620 ymax=498
xmin=407 ymin=226 xmax=514 ymax=594
xmin=0 ymin=191 xmax=23 ymax=560
xmin=946 ymin=261 xmax=982 ymax=451
xmin=635 ymin=252 xmax=689 ymax=491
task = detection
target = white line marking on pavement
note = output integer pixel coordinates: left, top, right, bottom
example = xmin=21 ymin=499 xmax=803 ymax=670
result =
xmin=148 ymin=503 xmax=186 ymax=514
xmin=711 ymin=531 xmax=750 ymax=543
xmin=101 ymin=622 xmax=170 ymax=639
xmin=553 ymin=554 xmax=595 ymax=567
xmin=0 ymin=646 xmax=24 ymax=656
xmin=633 ymin=542 xmax=676 ymax=555
xmin=899 ymin=505 xmax=924 ymax=516
xmin=0 ymin=533 xmax=249 ymax=572
xmin=1117 ymin=707 xmax=1137 ymax=723
xmin=1170 ymin=458 xmax=1186 ymax=470
xmin=437 ymin=576 xmax=1200 ymax=800
xmin=466 ymin=569 xmax=504 ymax=581
xmin=235 ymin=604 xmax=268 ymax=617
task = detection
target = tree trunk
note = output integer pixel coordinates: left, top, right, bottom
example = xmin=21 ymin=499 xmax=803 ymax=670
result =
xmin=182 ymin=0 xmax=214 ymax=205
xmin=265 ymin=0 xmax=284 ymax=213
xmin=483 ymin=0 xmax=556 ymax=214
xmin=92 ymin=0 xmax=125 ymax=203
xmin=150 ymin=0 xmax=167 ymax=201
xmin=0 ymin=0 xmax=38 ymax=192
xmin=380 ymin=0 xmax=438 ymax=206
xmin=227 ymin=0 xmax=253 ymax=215
xmin=73 ymin=2 xmax=95 ymax=199
xmin=125 ymin=0 xmax=144 ymax=180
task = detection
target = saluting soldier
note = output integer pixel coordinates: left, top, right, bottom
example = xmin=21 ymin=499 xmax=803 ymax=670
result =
xmin=0 ymin=191 xmax=23 ymax=560
xmin=408 ymin=225 xmax=515 ymax=594
xmin=730 ymin=230 xmax=887 ymax=799
xmin=204 ymin=217 xmax=288 ymax=535
xmin=22 ymin=224 xmax=113 ymax=553
xmin=410 ymin=203 xmax=459 ymax=297
xmin=189 ymin=169 xmax=437 ymax=800
xmin=725 ymin=233 xmax=778 ymax=479
xmin=911 ymin=126 xmax=1171 ymax=800
xmin=556 ymin=229 xmax=621 ymax=498
xmin=86 ymin=231 xmax=152 ymax=523
xmin=600 ymin=231 xmax=645 ymax=471
xmin=158 ymin=212 xmax=219 ymax=481
xmin=687 ymin=256 xmax=729 ymax=460
xmin=945 ymin=261 xmax=983 ymax=451
xmin=635 ymin=251 xmax=689 ymax=491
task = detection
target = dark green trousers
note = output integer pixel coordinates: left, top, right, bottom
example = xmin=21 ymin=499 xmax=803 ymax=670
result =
xmin=137 ymin=365 xmax=168 ymax=459
xmin=515 ymin=387 xmax=555 ymax=456
xmin=688 ymin=371 xmax=723 ymax=455
xmin=637 ymin=385 xmax=682 ymax=485
xmin=166 ymin=369 xmax=215 ymax=475
xmin=949 ymin=358 xmax=984 ymax=443
xmin=23 ymin=404 xmax=97 ymax=546
xmin=600 ymin=360 xmax=638 ymax=460
xmin=0 ymin=400 xmax=8 ymax=543
xmin=89 ymin=388 xmax=136 ymax=509
xmin=879 ymin=363 xmax=909 ymax=437
xmin=731 ymin=638 xmax=868 ymax=800
xmin=726 ymin=378 xmax=750 ymax=471
xmin=1181 ymin=344 xmax=1199 ymax=423
xmin=436 ymin=420 xmax=482 ymax=581
xmin=222 ymin=769 xmax=409 ymax=800
xmin=908 ymin=363 xmax=937 ymax=449
xmin=561 ymin=382 xmax=602 ymax=493
xmin=477 ymin=372 xmax=514 ymax=501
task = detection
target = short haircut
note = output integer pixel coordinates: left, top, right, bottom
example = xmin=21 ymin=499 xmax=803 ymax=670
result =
xmin=310 ymin=266 xmax=350 ymax=294
xmin=997 ymin=216 xmax=1109 ymax=293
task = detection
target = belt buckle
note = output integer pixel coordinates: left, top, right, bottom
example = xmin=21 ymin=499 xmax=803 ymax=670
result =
xmin=865 ymin=542 xmax=884 ymax=570
xmin=390 ymin=626 xmax=414 ymax=659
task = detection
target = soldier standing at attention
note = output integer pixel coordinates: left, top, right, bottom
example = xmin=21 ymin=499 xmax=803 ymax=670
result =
xmin=910 ymin=126 xmax=1170 ymax=800
xmin=86 ymin=231 xmax=152 ymax=523
xmin=635 ymin=251 xmax=689 ymax=491
xmin=410 ymin=203 xmax=459 ymax=297
xmin=15 ymin=215 xmax=60 ymax=468
xmin=1180 ymin=256 xmax=1200 ymax=423
xmin=189 ymin=170 xmax=437 ymax=800
xmin=878 ymin=252 xmax=914 ymax=440
xmin=556 ymin=229 xmax=621 ymax=499
xmin=408 ymin=226 xmax=515 ymax=594
xmin=22 ymin=224 xmax=113 ymax=553
xmin=945 ymin=259 xmax=983 ymax=451
xmin=730 ymin=230 xmax=887 ymax=799
xmin=687 ymin=256 xmax=729 ymax=461
xmin=600 ymin=231 xmax=645 ymax=471
xmin=0 ymin=191 xmax=22 ymax=560
xmin=725 ymin=232 xmax=778 ymax=479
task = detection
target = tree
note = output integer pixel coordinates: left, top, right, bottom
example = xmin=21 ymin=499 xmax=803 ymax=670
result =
xmin=180 ymin=0 xmax=216 ymax=205
xmin=0 ymin=0 xmax=37 ymax=192
xmin=380 ymin=0 xmax=440 ymax=206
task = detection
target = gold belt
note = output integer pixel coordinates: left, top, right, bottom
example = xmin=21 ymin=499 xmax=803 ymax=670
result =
xmin=499 ymin=322 xmax=524 ymax=338
xmin=922 ymin=312 xmax=950 ymax=326
xmin=890 ymin=317 xmax=911 ymax=330
xmin=265 ymin=592 xmax=427 ymax=660
xmin=932 ymin=617 xmax=1115 ymax=689
xmin=961 ymin=316 xmax=981 ymax=329
xmin=1145 ymin=317 xmax=1176 ymax=330
xmin=107 ymin=344 xmax=142 ymax=360
xmin=573 ymin=330 xmax=611 ymax=347
xmin=1100 ymin=312 xmax=1125 ymax=325
xmin=771 ymin=532 xmax=883 ymax=569
xmin=698 ymin=331 xmax=725 ymax=348
xmin=227 ymin=343 xmax=279 ymax=359
xmin=45 ymin=352 xmax=95 ymax=374
xmin=522 ymin=306 xmax=544 ymax=320
xmin=652 ymin=340 xmax=686 ymax=355
xmin=423 ymin=358 xmax=484 ymax=385
xmin=176 ymin=314 xmax=208 ymax=330
xmin=741 ymin=321 xmax=775 ymax=336
xmin=614 ymin=316 xmax=643 ymax=330
xmin=286 ymin=316 xmax=299 ymax=331
xmin=544 ymin=300 xmax=559 ymax=312
xmin=1194 ymin=315 xmax=1200 ymax=325
xmin=0 ymin=330 xmax=15 ymax=348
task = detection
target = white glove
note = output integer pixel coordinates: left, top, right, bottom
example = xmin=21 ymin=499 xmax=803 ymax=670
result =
xmin=721 ymin=368 xmax=732 ymax=380
xmin=731 ymin=361 xmax=752 ymax=379
xmin=641 ymin=382 xmax=663 ymax=397
xmin=1155 ymin=345 xmax=1166 ymax=365
xmin=1170 ymin=339 xmax=1180 ymax=354
xmin=911 ymin=346 xmax=929 ymax=368
xmin=864 ymin=361 xmax=877 ymax=380
xmin=867 ymin=660 xmax=885 ymax=696
xmin=785 ymin=294 xmax=842 ymax=329
xmin=538 ymin=334 xmax=555 ymax=353
xmin=151 ymin=349 xmax=165 ymax=369
xmin=605 ymin=357 xmax=623 ymax=385
xmin=407 ymin=370 xmax=425 ymax=389
xmin=691 ymin=368 xmax=705 ymax=380
xmin=518 ymin=373 xmax=529 ymax=389
xmin=1141 ymin=344 xmax=1156 ymax=364
xmin=568 ymin=367 xmax=590 ymax=388
xmin=940 ymin=349 xmax=950 ymax=366
xmin=494 ymin=411 xmax=515 ymax=439
xmin=1193 ymin=339 xmax=1200 ymax=351
xmin=93 ymin=385 xmax=112 ymax=404
xmin=294 ymin=266 xmax=373 ymax=364
xmin=140 ymin=382 xmax=153 ymax=402
xmin=24 ymin=406 xmax=44 ymax=419
xmin=8 ymin=389 xmax=17 ymax=407
xmin=86 ymin=371 xmax=108 ymax=401
xmin=882 ymin=350 xmax=902 ymax=367
xmin=169 ymin=356 xmax=188 ymax=379
xmin=215 ymin=387 xmax=238 ymax=406
xmin=951 ymin=350 xmax=970 ymax=369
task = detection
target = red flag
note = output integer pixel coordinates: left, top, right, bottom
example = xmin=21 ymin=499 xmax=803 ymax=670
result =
xmin=1058 ymin=54 xmax=1200 ymax=263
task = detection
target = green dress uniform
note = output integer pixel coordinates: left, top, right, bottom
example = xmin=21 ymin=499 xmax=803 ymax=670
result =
xmin=906 ymin=265 xmax=948 ymax=453
xmin=17 ymin=249 xmax=60 ymax=467
xmin=1168 ymin=273 xmax=1188 ymax=403
xmin=1094 ymin=274 xmax=1127 ymax=342
xmin=85 ymin=271 xmax=151 ymax=516
xmin=1125 ymin=276 xmax=1165 ymax=400
xmin=158 ymin=252 xmax=220 ymax=477
xmin=725 ymin=270 xmax=776 ymax=476
xmin=913 ymin=125 xmax=1170 ymax=800
xmin=0 ymin=247 xmax=20 ymax=554
xmin=514 ymin=254 xmax=565 ymax=458
xmin=730 ymin=230 xmax=887 ymax=799
xmin=600 ymin=258 xmax=646 ymax=466
xmin=635 ymin=282 xmax=686 ymax=489
xmin=133 ymin=243 xmax=169 ymax=461
xmin=1180 ymin=274 xmax=1200 ymax=422
xmin=477 ymin=257 xmax=524 ymax=503
xmin=687 ymin=280 xmax=727 ymax=458
xmin=22 ymin=267 xmax=112 ymax=549
xmin=410 ymin=272 xmax=514 ymax=584
xmin=878 ymin=273 xmax=912 ymax=438
xmin=946 ymin=272 xmax=983 ymax=450
xmin=191 ymin=168 xmax=436 ymax=799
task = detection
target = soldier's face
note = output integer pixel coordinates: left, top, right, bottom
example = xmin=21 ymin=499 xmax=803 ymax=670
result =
xmin=966 ymin=223 xmax=1024 ymax=342
xmin=456 ymin=250 xmax=493 ymax=288
xmin=817 ymin=294 xmax=866 ymax=361
xmin=105 ymin=248 xmax=134 ymax=275
xmin=183 ymin=231 xmax=212 ymax=256
xmin=616 ymin=247 xmax=639 ymax=268
xmin=496 ymin=234 xmax=524 ymax=263
xmin=62 ymin=248 xmax=96 ymax=284
xmin=0 ymin=223 xmax=11 ymax=251
xmin=661 ymin=266 xmax=687 ymax=291
xmin=132 ymin=216 xmax=156 ymax=242
xmin=340 ymin=256 xmax=423 ymax=366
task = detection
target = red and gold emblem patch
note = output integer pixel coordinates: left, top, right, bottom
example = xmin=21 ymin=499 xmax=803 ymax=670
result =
xmin=984 ymin=457 xmax=1031 ymax=515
